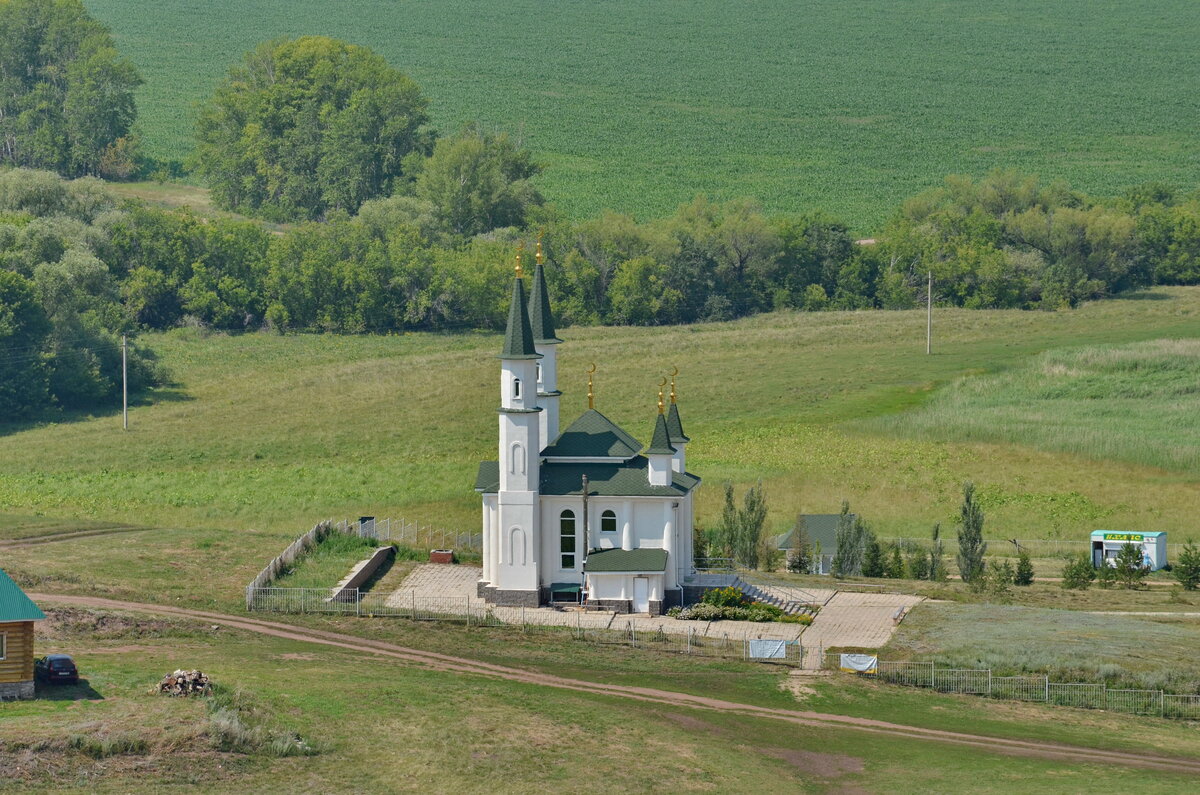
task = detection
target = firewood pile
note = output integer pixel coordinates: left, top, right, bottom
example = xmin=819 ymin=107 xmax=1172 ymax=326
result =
xmin=157 ymin=669 xmax=212 ymax=697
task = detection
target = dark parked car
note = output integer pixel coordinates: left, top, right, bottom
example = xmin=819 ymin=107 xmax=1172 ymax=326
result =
xmin=34 ymin=654 xmax=79 ymax=685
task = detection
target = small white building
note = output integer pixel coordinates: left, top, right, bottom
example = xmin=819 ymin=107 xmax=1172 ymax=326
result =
xmin=1090 ymin=530 xmax=1168 ymax=571
xmin=475 ymin=247 xmax=700 ymax=614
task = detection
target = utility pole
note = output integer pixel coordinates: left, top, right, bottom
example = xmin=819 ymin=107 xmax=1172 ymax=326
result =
xmin=122 ymin=334 xmax=128 ymax=430
xmin=926 ymin=271 xmax=933 ymax=355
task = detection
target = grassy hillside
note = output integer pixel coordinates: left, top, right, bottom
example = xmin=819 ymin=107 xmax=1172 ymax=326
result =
xmin=878 ymin=339 xmax=1200 ymax=473
xmin=2 ymin=288 xmax=1200 ymax=557
xmin=9 ymin=608 xmax=1198 ymax=791
xmin=85 ymin=0 xmax=1200 ymax=229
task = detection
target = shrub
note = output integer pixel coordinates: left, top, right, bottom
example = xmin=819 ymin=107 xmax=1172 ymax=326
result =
xmin=987 ymin=559 xmax=1014 ymax=600
xmin=884 ymin=545 xmax=905 ymax=579
xmin=1014 ymin=551 xmax=1035 ymax=586
xmin=1061 ymin=556 xmax=1096 ymax=590
xmin=1096 ymin=560 xmax=1117 ymax=589
xmin=701 ymin=586 xmax=749 ymax=608
xmin=68 ymin=733 xmax=148 ymax=759
xmin=906 ymin=549 xmax=930 ymax=580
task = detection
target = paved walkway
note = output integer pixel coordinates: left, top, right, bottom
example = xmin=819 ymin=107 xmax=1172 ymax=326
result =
xmin=799 ymin=591 xmax=924 ymax=668
xmin=388 ymin=564 xmax=922 ymax=651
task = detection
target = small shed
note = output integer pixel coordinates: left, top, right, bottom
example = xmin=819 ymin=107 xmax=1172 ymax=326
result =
xmin=1091 ymin=531 xmax=1168 ymax=571
xmin=776 ymin=514 xmax=853 ymax=575
xmin=0 ymin=568 xmax=46 ymax=700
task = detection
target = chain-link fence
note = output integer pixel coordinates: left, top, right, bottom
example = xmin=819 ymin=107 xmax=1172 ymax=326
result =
xmin=827 ymin=654 xmax=1197 ymax=720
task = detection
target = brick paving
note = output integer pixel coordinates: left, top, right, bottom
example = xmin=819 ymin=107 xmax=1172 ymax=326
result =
xmin=387 ymin=564 xmax=920 ymax=651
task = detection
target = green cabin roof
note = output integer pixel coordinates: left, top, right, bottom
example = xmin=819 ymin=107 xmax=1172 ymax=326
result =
xmin=541 ymin=409 xmax=643 ymax=459
xmin=645 ymin=412 xmax=676 ymax=456
xmin=666 ymin=402 xmax=689 ymax=444
xmin=0 ymin=568 xmax=46 ymax=622
xmin=584 ymin=548 xmax=668 ymax=573
xmin=475 ymin=458 xmax=699 ymax=498
xmin=528 ymin=264 xmax=562 ymax=344
xmin=775 ymin=514 xmax=855 ymax=551
xmin=501 ymin=276 xmax=541 ymax=360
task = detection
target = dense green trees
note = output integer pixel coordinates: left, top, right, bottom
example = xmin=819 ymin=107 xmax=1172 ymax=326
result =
xmin=194 ymin=37 xmax=432 ymax=222
xmin=0 ymin=0 xmax=142 ymax=178
xmin=0 ymin=169 xmax=158 ymax=418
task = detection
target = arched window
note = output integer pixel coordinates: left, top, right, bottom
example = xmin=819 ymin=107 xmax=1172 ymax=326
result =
xmin=560 ymin=510 xmax=576 ymax=569
xmin=510 ymin=442 xmax=525 ymax=475
xmin=536 ymin=362 xmax=543 ymax=385
xmin=601 ymin=509 xmax=617 ymax=533
xmin=513 ymin=378 xmax=521 ymax=399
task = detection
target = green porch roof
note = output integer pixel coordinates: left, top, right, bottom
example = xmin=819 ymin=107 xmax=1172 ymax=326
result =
xmin=0 ymin=568 xmax=46 ymax=622
xmin=585 ymin=548 xmax=668 ymax=572
xmin=474 ymin=458 xmax=699 ymax=498
xmin=541 ymin=409 xmax=642 ymax=459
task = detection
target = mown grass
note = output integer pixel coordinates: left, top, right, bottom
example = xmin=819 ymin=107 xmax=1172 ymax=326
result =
xmin=877 ymin=339 xmax=1200 ymax=474
xmin=886 ymin=602 xmax=1200 ymax=692
xmin=2 ymin=289 xmax=1200 ymax=564
xmin=5 ymin=610 xmax=1198 ymax=791
xmin=270 ymin=532 xmax=378 ymax=589
xmin=86 ymin=0 xmax=1200 ymax=228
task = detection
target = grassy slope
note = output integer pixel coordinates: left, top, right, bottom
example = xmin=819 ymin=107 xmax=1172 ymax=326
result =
xmin=86 ymin=0 xmax=1200 ymax=229
xmin=877 ymin=339 xmax=1200 ymax=472
xmin=4 ymin=611 xmax=1197 ymax=791
xmin=3 ymin=289 xmax=1200 ymax=548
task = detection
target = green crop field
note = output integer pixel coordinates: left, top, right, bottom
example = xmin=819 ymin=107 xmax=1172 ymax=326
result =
xmin=84 ymin=0 xmax=1200 ymax=230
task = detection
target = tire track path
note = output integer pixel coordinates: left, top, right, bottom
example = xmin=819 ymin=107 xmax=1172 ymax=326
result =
xmin=30 ymin=592 xmax=1200 ymax=776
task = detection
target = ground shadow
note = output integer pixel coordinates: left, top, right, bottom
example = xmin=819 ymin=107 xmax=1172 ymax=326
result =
xmin=35 ymin=679 xmax=104 ymax=701
xmin=1110 ymin=289 xmax=1172 ymax=301
xmin=0 ymin=383 xmax=193 ymax=438
xmin=358 ymin=555 xmax=397 ymax=594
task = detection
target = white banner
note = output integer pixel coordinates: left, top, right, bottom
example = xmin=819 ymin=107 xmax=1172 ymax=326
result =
xmin=747 ymin=639 xmax=788 ymax=659
xmin=839 ymin=653 xmax=878 ymax=673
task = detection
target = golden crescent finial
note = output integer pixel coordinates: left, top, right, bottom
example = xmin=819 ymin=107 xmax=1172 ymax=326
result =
xmin=669 ymin=366 xmax=678 ymax=403
xmin=587 ymin=363 xmax=596 ymax=409
xmin=659 ymin=376 xmax=668 ymax=387
xmin=657 ymin=377 xmax=667 ymax=414
xmin=515 ymin=242 xmax=524 ymax=278
xmin=536 ymin=230 xmax=544 ymax=265
xmin=669 ymin=365 xmax=679 ymax=377
xmin=587 ymin=362 xmax=597 ymax=374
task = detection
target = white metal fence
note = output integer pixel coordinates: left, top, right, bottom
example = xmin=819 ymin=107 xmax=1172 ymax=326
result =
xmin=245 ymin=586 xmax=803 ymax=664
xmin=336 ymin=517 xmax=481 ymax=552
xmin=831 ymin=656 xmax=1199 ymax=720
xmin=878 ymin=536 xmax=1188 ymax=559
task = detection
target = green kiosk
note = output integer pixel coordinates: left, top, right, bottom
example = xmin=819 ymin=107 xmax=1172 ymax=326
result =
xmin=1090 ymin=530 xmax=1167 ymax=570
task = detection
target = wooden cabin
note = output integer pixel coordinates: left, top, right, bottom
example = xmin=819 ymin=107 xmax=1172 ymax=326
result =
xmin=0 ymin=567 xmax=45 ymax=700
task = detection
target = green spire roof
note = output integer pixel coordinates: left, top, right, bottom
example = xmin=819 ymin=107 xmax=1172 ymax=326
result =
xmin=500 ymin=277 xmax=541 ymax=359
xmin=0 ymin=568 xmax=46 ymax=622
xmin=528 ymin=264 xmax=562 ymax=344
xmin=666 ymin=402 xmax=689 ymax=444
xmin=645 ymin=412 xmax=676 ymax=456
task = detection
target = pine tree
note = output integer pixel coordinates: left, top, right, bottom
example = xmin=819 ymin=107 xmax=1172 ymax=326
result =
xmin=1014 ymin=550 xmax=1035 ymax=586
xmin=955 ymin=482 xmax=987 ymax=584
xmin=1174 ymin=542 xmax=1200 ymax=591
xmin=1114 ymin=542 xmax=1149 ymax=589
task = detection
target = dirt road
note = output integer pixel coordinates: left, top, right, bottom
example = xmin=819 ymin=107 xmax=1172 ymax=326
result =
xmin=30 ymin=592 xmax=1200 ymax=775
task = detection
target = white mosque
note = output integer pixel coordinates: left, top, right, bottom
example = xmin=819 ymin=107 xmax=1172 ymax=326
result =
xmin=475 ymin=243 xmax=701 ymax=614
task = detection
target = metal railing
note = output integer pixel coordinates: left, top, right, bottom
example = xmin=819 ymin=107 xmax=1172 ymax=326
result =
xmin=877 ymin=537 xmax=1189 ymax=558
xmin=829 ymin=655 xmax=1198 ymax=720
xmin=336 ymin=517 xmax=481 ymax=552
xmin=245 ymin=586 xmax=805 ymax=665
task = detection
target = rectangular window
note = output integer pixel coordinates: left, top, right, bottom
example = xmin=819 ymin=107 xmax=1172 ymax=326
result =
xmin=561 ymin=534 xmax=576 ymax=569
xmin=0 ymin=632 xmax=6 ymax=661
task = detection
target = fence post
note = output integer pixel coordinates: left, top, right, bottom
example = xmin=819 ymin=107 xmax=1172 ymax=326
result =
xmin=987 ymin=669 xmax=992 ymax=697
xmin=1160 ymin=690 xmax=1165 ymax=717
xmin=930 ymin=662 xmax=935 ymax=689
xmin=686 ymin=627 xmax=692 ymax=655
xmin=355 ymin=588 xmax=361 ymax=616
xmin=465 ymin=596 xmax=471 ymax=628
xmin=412 ymin=590 xmax=416 ymax=620
xmin=1045 ymin=676 xmax=1050 ymax=702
